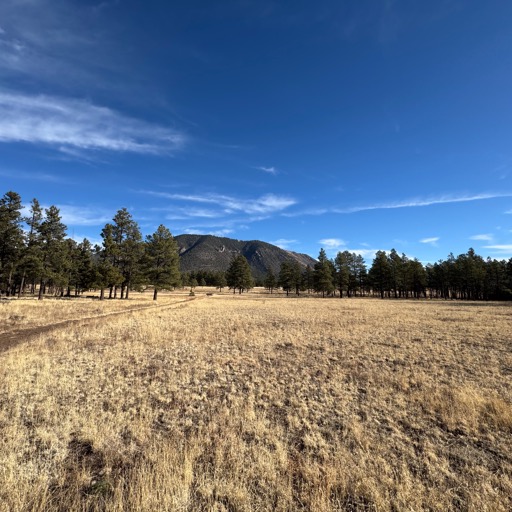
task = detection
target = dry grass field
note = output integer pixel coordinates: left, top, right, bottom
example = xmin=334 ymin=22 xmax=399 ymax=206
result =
xmin=0 ymin=295 xmax=511 ymax=511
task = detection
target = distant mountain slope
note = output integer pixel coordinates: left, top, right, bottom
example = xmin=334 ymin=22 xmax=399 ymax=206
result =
xmin=175 ymin=234 xmax=316 ymax=278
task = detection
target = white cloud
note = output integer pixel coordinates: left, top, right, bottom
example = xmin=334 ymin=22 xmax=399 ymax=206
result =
xmin=0 ymin=168 xmax=65 ymax=183
xmin=346 ymin=248 xmax=382 ymax=259
xmin=142 ymin=190 xmax=296 ymax=216
xmin=319 ymin=238 xmax=346 ymax=249
xmin=285 ymin=193 xmax=512 ymax=218
xmin=420 ymin=237 xmax=439 ymax=245
xmin=54 ymin=205 xmax=112 ymax=227
xmin=256 ymin=166 xmax=277 ymax=175
xmin=270 ymin=238 xmax=297 ymax=250
xmin=0 ymin=91 xmax=187 ymax=155
xmin=334 ymin=193 xmax=512 ymax=214
xmin=469 ymin=234 xmax=493 ymax=242
xmin=483 ymin=244 xmax=512 ymax=253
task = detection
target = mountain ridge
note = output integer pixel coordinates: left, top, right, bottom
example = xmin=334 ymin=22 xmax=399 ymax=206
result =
xmin=175 ymin=234 xmax=316 ymax=279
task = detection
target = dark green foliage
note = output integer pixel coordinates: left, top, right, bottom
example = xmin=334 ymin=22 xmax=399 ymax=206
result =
xmin=314 ymin=248 xmax=334 ymax=297
xmin=37 ymin=205 xmax=68 ymax=299
xmin=144 ymin=225 xmax=180 ymax=300
xmin=101 ymin=208 xmax=143 ymax=299
xmin=226 ymin=254 xmax=254 ymax=294
xmin=0 ymin=191 xmax=24 ymax=295
xmin=302 ymin=265 xmax=315 ymax=293
xmin=369 ymin=250 xmax=391 ymax=299
xmin=278 ymin=261 xmax=302 ymax=296
xmin=264 ymin=269 xmax=277 ymax=293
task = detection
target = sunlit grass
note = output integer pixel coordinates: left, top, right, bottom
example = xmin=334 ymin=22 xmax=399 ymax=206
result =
xmin=0 ymin=296 xmax=511 ymax=511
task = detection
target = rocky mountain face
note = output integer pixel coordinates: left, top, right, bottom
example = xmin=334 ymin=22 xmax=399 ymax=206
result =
xmin=175 ymin=234 xmax=316 ymax=279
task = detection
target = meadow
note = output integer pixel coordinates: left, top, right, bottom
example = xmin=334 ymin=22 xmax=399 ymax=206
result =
xmin=0 ymin=293 xmax=511 ymax=511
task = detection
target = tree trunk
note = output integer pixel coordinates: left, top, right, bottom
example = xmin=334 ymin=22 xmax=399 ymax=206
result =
xmin=6 ymin=269 xmax=13 ymax=297
xmin=100 ymin=288 xmax=105 ymax=300
xmin=38 ymin=279 xmax=44 ymax=300
xmin=125 ymin=285 xmax=130 ymax=299
xmin=153 ymin=288 xmax=158 ymax=301
xmin=18 ymin=273 xmax=25 ymax=299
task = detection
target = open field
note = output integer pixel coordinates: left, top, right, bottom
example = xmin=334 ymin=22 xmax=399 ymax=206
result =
xmin=0 ymin=296 xmax=511 ymax=511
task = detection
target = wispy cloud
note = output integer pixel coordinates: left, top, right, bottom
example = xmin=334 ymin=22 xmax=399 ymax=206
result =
xmin=420 ymin=237 xmax=439 ymax=246
xmin=0 ymin=168 xmax=67 ymax=183
xmin=270 ymin=238 xmax=297 ymax=250
xmin=255 ymin=165 xmax=278 ymax=175
xmin=142 ymin=190 xmax=296 ymax=216
xmin=333 ymin=193 xmax=512 ymax=214
xmin=54 ymin=205 xmax=112 ymax=227
xmin=347 ymin=248 xmax=381 ymax=259
xmin=469 ymin=234 xmax=494 ymax=242
xmin=483 ymin=244 xmax=512 ymax=254
xmin=0 ymin=91 xmax=187 ymax=155
xmin=319 ymin=238 xmax=346 ymax=249
xmin=285 ymin=192 xmax=512 ymax=218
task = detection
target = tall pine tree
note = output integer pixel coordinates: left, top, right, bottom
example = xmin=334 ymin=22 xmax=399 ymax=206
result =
xmin=144 ymin=225 xmax=180 ymax=300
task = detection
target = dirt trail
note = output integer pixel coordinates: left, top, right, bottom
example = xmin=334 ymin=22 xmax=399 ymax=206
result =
xmin=0 ymin=296 xmax=201 ymax=354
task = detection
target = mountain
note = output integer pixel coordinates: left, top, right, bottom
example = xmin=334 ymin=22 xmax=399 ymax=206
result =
xmin=175 ymin=234 xmax=316 ymax=279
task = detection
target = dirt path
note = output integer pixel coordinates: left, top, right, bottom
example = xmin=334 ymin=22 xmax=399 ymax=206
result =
xmin=0 ymin=296 xmax=201 ymax=354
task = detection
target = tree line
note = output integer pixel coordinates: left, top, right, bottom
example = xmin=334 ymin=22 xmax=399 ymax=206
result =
xmin=0 ymin=191 xmax=181 ymax=300
xmin=266 ymin=247 xmax=512 ymax=300
xmin=1 ymin=190 xmax=512 ymax=300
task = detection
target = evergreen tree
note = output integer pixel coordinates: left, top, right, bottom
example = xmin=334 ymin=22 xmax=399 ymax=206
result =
xmin=388 ymin=249 xmax=403 ymax=298
xmin=0 ymin=191 xmax=24 ymax=296
xmin=303 ymin=265 xmax=315 ymax=293
xmin=226 ymin=254 xmax=254 ymax=294
xmin=214 ymin=271 xmax=227 ymax=292
xmin=71 ymin=239 xmax=96 ymax=296
xmin=334 ymin=250 xmax=351 ymax=298
xmin=37 ymin=206 xmax=68 ymax=299
xmin=264 ymin=268 xmax=277 ymax=294
xmin=314 ymin=248 xmax=334 ymax=297
xmin=18 ymin=198 xmax=43 ymax=297
xmin=369 ymin=250 xmax=391 ymax=299
xmin=144 ymin=225 xmax=180 ymax=300
xmin=102 ymin=208 xmax=143 ymax=299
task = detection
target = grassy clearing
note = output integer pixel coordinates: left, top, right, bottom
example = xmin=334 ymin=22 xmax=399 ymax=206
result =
xmin=0 ymin=297 xmax=511 ymax=511
xmin=0 ymin=292 xmax=192 ymax=335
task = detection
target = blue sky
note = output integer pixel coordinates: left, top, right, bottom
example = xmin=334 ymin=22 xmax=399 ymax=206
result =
xmin=1 ymin=0 xmax=512 ymax=263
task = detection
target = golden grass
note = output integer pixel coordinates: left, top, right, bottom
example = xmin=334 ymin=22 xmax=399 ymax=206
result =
xmin=0 ymin=291 xmax=192 ymax=335
xmin=0 ymin=296 xmax=511 ymax=511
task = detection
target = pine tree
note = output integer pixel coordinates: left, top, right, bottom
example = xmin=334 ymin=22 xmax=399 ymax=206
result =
xmin=144 ymin=225 xmax=181 ymax=300
xmin=18 ymin=198 xmax=43 ymax=297
xmin=65 ymin=238 xmax=96 ymax=297
xmin=314 ymin=248 xmax=334 ymax=297
xmin=214 ymin=271 xmax=227 ymax=292
xmin=278 ymin=261 xmax=302 ymax=296
xmin=334 ymin=251 xmax=351 ymax=298
xmin=0 ymin=191 xmax=24 ymax=296
xmin=303 ymin=265 xmax=314 ymax=293
xmin=37 ymin=206 xmax=68 ymax=299
xmin=102 ymin=208 xmax=143 ymax=299
xmin=226 ymin=255 xmax=254 ymax=294
xmin=369 ymin=250 xmax=391 ymax=299
xmin=264 ymin=269 xmax=277 ymax=294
